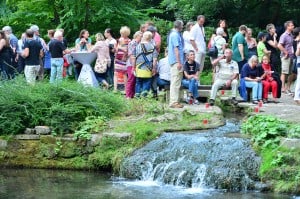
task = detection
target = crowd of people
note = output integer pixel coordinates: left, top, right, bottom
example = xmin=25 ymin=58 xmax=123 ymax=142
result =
xmin=0 ymin=15 xmax=299 ymax=108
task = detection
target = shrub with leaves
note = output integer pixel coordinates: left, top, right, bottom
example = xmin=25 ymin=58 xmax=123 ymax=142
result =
xmin=0 ymin=78 xmax=126 ymax=135
xmin=241 ymin=115 xmax=288 ymax=148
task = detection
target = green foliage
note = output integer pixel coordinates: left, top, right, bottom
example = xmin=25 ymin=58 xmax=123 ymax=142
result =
xmin=241 ymin=115 xmax=288 ymax=148
xmin=0 ymin=78 xmax=126 ymax=135
xmin=287 ymin=125 xmax=300 ymax=138
xmin=200 ymin=70 xmax=213 ymax=85
xmin=74 ymin=116 xmax=107 ymax=140
xmin=88 ymin=136 xmax=129 ymax=170
xmin=160 ymin=0 xmax=299 ymax=28
xmin=242 ymin=115 xmax=300 ymax=193
xmin=1 ymin=0 xmax=160 ymax=41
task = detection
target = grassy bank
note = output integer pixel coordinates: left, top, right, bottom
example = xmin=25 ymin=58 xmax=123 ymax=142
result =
xmin=0 ymin=78 xmax=220 ymax=173
xmin=241 ymin=115 xmax=300 ymax=194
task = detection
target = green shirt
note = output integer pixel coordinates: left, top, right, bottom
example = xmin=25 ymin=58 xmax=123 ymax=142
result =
xmin=257 ymin=41 xmax=266 ymax=63
xmin=232 ymin=32 xmax=248 ymax=62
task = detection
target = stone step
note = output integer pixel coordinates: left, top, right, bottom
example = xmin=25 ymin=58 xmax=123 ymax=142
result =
xmin=15 ymin=134 xmax=40 ymax=140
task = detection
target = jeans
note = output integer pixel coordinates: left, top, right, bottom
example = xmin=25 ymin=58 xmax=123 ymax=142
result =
xmin=107 ymin=56 xmax=115 ymax=85
xmin=157 ymin=77 xmax=170 ymax=88
xmin=50 ymin=58 xmax=64 ymax=83
xmin=245 ymin=80 xmax=262 ymax=101
xmin=135 ymin=77 xmax=152 ymax=97
xmin=182 ymin=78 xmax=199 ymax=98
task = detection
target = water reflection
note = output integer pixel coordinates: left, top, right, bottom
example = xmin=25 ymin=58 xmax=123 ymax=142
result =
xmin=0 ymin=169 xmax=293 ymax=199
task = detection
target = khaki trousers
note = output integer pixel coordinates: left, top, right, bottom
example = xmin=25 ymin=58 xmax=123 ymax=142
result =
xmin=169 ymin=63 xmax=183 ymax=105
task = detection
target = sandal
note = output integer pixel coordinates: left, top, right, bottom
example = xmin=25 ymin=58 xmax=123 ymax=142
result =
xmin=170 ymin=102 xmax=184 ymax=108
xmin=263 ymin=99 xmax=268 ymax=103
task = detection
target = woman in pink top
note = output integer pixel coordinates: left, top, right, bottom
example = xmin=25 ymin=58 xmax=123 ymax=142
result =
xmin=90 ymin=33 xmax=111 ymax=88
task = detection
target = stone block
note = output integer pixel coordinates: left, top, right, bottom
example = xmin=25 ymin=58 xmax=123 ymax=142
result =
xmin=24 ymin=128 xmax=35 ymax=134
xmin=0 ymin=139 xmax=7 ymax=150
xmin=89 ymin=134 xmax=103 ymax=146
xmin=35 ymin=126 xmax=51 ymax=135
xmin=103 ymin=132 xmax=131 ymax=141
xmin=280 ymin=138 xmax=300 ymax=149
xmin=15 ymin=134 xmax=40 ymax=140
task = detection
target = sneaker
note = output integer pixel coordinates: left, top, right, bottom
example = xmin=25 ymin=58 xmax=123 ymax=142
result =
xmin=194 ymin=99 xmax=200 ymax=105
xmin=185 ymin=96 xmax=190 ymax=104
xmin=170 ymin=102 xmax=184 ymax=108
xmin=209 ymin=99 xmax=215 ymax=106
xmin=230 ymin=98 xmax=239 ymax=105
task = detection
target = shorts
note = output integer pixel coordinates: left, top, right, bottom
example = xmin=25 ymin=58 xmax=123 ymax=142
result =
xmin=281 ymin=57 xmax=292 ymax=74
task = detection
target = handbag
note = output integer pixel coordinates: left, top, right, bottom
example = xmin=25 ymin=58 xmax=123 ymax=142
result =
xmin=207 ymin=37 xmax=219 ymax=58
xmin=94 ymin=58 xmax=108 ymax=73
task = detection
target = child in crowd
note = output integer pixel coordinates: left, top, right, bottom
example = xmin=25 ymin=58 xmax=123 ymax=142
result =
xmin=257 ymin=32 xmax=271 ymax=63
xmin=182 ymin=50 xmax=200 ymax=105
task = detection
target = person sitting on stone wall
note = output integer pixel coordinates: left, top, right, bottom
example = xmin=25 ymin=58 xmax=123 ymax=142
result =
xmin=209 ymin=48 xmax=239 ymax=106
xmin=182 ymin=50 xmax=200 ymax=105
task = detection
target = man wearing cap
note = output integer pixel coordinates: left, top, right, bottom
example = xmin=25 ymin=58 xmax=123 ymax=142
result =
xmin=22 ymin=29 xmax=43 ymax=84
xmin=30 ymin=25 xmax=47 ymax=80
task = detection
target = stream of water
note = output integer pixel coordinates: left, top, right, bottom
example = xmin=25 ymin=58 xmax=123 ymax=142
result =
xmin=0 ymin=119 xmax=298 ymax=198
xmin=0 ymin=168 xmax=293 ymax=199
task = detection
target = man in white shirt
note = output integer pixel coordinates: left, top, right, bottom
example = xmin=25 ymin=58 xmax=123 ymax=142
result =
xmin=190 ymin=15 xmax=206 ymax=73
xmin=157 ymin=49 xmax=171 ymax=88
xmin=209 ymin=49 xmax=239 ymax=106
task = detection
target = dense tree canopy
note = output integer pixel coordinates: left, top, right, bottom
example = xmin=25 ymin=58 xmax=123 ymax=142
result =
xmin=0 ymin=0 xmax=299 ymax=42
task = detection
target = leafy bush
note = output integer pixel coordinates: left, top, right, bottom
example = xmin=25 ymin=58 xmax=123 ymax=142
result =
xmin=241 ymin=115 xmax=288 ymax=148
xmin=0 ymin=78 xmax=126 ymax=135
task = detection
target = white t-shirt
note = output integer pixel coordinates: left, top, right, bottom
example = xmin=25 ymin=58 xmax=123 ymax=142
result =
xmin=190 ymin=24 xmax=206 ymax=53
xmin=157 ymin=57 xmax=171 ymax=81
xmin=183 ymin=31 xmax=193 ymax=53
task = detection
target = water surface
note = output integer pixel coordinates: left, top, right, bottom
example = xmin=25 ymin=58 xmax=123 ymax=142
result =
xmin=0 ymin=169 xmax=293 ymax=199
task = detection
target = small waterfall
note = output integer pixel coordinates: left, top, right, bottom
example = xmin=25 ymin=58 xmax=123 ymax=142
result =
xmin=120 ymin=121 xmax=261 ymax=191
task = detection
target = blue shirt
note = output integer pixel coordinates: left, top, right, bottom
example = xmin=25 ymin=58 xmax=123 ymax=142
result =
xmin=168 ymin=29 xmax=184 ymax=65
xmin=241 ymin=63 xmax=259 ymax=79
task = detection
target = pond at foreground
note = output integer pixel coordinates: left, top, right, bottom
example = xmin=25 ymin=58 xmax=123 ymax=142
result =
xmin=0 ymin=168 xmax=295 ymax=199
